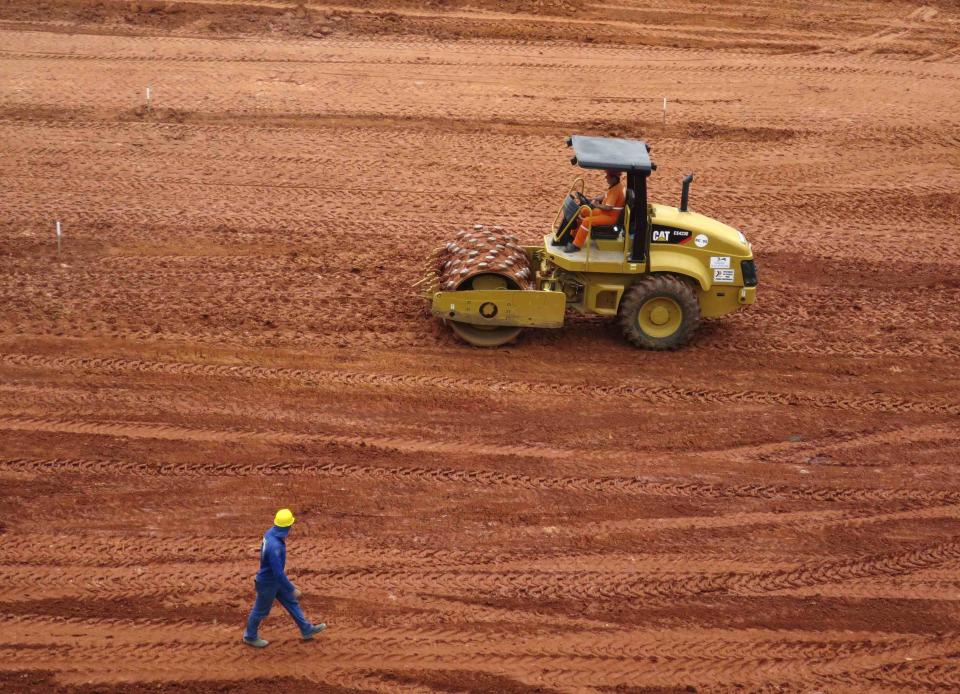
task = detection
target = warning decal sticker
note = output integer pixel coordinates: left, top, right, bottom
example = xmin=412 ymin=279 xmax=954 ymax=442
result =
xmin=713 ymin=269 xmax=735 ymax=283
xmin=710 ymin=256 xmax=731 ymax=269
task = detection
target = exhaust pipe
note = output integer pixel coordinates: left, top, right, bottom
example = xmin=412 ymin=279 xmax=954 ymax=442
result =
xmin=679 ymin=173 xmax=694 ymax=212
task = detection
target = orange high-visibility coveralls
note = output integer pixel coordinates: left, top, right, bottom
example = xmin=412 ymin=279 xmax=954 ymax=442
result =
xmin=573 ymin=181 xmax=626 ymax=248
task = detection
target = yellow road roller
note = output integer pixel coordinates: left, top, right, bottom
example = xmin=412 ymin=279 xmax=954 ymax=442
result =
xmin=420 ymin=135 xmax=757 ymax=349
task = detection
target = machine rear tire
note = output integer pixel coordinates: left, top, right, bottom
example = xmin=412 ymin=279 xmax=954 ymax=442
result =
xmin=618 ymin=274 xmax=700 ymax=350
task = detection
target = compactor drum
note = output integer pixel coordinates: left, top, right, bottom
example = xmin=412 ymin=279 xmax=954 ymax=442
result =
xmin=433 ymin=228 xmax=535 ymax=346
xmin=420 ymin=135 xmax=758 ymax=349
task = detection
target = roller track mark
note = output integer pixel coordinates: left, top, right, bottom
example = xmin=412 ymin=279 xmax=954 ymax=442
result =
xmin=4 ymin=533 xmax=653 ymax=572
xmin=0 ymin=644 xmax=850 ymax=690
xmin=722 ymin=658 xmax=960 ymax=693
xmin=0 ymin=532 xmax=889 ymax=577
xmin=2 ymin=612 xmax=953 ymax=689
xmin=730 ymin=541 xmax=960 ymax=597
xmin=0 ymin=612 xmax=850 ymax=655
xmin=5 ymin=170 xmax=528 ymax=200
xmin=342 ymin=629 xmax=936 ymax=666
xmin=0 ymin=415 xmax=574 ymax=461
xmin=3 ymin=456 xmax=959 ymax=505
xmin=7 ymin=296 xmax=960 ymax=361
xmin=0 ymin=48 xmax=810 ymax=77
xmin=0 ymin=565 xmax=251 ymax=601
xmin=3 ymin=43 xmax=959 ymax=85
xmin=313 ymin=540 xmax=960 ymax=602
xmin=703 ymin=335 xmax=960 ymax=361
xmin=761 ymin=649 xmax=960 ymax=691
xmin=804 ymin=503 xmax=960 ymax=531
xmin=0 ymin=613 xmax=229 ymax=635
xmin=391 ymin=591 xmax=616 ymax=630
xmin=221 ymin=624 xmax=921 ymax=662
xmin=845 ymin=657 xmax=960 ymax=690
xmin=779 ymin=581 xmax=960 ymax=601
xmin=508 ymin=503 xmax=960 ymax=540
xmin=837 ymin=5 xmax=939 ymax=57
xmin=3 ymin=353 xmax=958 ymax=416
xmin=2 ymin=14 xmax=959 ymax=692
xmin=754 ymin=423 xmax=959 ymax=466
xmin=1 ymin=534 xmax=257 ymax=568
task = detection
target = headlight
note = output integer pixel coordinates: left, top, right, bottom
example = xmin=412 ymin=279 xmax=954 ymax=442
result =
xmin=737 ymin=230 xmax=747 ymax=245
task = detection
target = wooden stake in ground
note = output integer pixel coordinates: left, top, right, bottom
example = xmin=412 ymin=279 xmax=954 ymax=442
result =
xmin=145 ymin=86 xmax=152 ymax=112
xmin=663 ymin=97 xmax=667 ymax=126
xmin=55 ymin=220 xmax=62 ymax=258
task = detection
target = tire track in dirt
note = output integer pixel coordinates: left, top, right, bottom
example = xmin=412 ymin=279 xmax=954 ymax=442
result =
xmin=699 ymin=335 xmax=960 ymax=361
xmin=3 ymin=617 xmax=956 ymax=691
xmin=3 ymin=456 xmax=958 ymax=505
xmin=762 ymin=655 xmax=960 ymax=692
xmin=8 ymin=614 xmax=931 ymax=664
xmin=4 ymin=524 xmax=938 ymax=575
xmin=18 ymin=383 xmax=958 ymax=477
xmin=14 ymin=148 xmax=958 ymax=198
xmin=502 ymin=503 xmax=960 ymax=541
xmin=309 ymin=540 xmax=960 ymax=603
xmin=837 ymin=5 xmax=939 ymax=57
xmin=1 ymin=611 xmax=953 ymax=681
xmin=3 ymin=353 xmax=958 ymax=416
xmin=13 ymin=537 xmax=952 ymax=605
xmin=775 ymin=579 xmax=960 ymax=601
xmin=0 ymin=383 xmax=540 ymax=452
xmin=8 ymin=535 xmax=760 ymax=573
xmin=0 ymin=565 xmax=250 ymax=601
xmin=10 ymin=246 xmax=960 ymax=360
xmin=4 ymin=41 xmax=958 ymax=84
xmin=16 ymin=312 xmax=957 ymax=360
xmin=4 ymin=15 xmax=960 ymax=691
xmin=753 ymin=423 xmax=959 ymax=466
xmin=7 ymin=305 xmax=959 ymax=360
xmin=838 ymin=658 xmax=960 ymax=690
xmin=0 ymin=415 xmax=575 ymax=461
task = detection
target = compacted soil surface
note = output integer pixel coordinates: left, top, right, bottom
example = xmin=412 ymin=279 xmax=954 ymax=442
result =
xmin=1 ymin=0 xmax=960 ymax=691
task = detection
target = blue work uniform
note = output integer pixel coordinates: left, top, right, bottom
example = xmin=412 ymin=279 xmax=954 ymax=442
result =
xmin=243 ymin=525 xmax=313 ymax=639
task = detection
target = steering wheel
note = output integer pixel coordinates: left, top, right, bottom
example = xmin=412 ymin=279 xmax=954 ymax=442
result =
xmin=574 ymin=191 xmax=593 ymax=207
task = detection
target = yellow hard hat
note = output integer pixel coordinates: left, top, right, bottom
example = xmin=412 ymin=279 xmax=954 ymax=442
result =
xmin=274 ymin=508 xmax=295 ymax=527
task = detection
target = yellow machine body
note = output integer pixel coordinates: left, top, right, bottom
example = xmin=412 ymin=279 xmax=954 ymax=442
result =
xmin=541 ymin=204 xmax=756 ymax=320
xmin=422 ymin=135 xmax=758 ymax=348
xmin=432 ymin=285 xmax=566 ymax=328
xmin=428 ymin=204 xmax=755 ymax=329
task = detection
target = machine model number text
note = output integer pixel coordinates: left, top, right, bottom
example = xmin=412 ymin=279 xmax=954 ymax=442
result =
xmin=651 ymin=226 xmax=692 ymax=244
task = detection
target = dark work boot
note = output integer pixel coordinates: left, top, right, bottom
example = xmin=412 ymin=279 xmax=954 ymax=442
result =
xmin=564 ymin=243 xmax=581 ymax=253
xmin=302 ymin=623 xmax=328 ymax=640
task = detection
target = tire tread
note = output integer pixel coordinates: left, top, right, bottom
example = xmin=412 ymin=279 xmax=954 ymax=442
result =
xmin=618 ymin=274 xmax=700 ymax=350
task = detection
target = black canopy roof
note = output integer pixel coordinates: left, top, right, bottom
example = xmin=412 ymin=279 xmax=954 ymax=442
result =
xmin=567 ymin=135 xmax=652 ymax=174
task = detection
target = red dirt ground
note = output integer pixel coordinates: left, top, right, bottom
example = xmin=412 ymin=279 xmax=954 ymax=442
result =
xmin=1 ymin=0 xmax=960 ymax=691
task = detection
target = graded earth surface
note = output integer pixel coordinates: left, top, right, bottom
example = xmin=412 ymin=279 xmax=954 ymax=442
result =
xmin=1 ymin=0 xmax=960 ymax=691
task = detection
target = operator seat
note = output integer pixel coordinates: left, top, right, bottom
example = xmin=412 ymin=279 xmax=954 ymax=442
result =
xmin=588 ymin=188 xmax=634 ymax=240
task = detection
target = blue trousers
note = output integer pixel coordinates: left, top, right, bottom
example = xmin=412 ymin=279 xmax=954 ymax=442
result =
xmin=244 ymin=580 xmax=312 ymax=638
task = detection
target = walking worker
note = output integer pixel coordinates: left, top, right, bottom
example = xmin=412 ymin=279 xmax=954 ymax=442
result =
xmin=243 ymin=508 xmax=327 ymax=648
